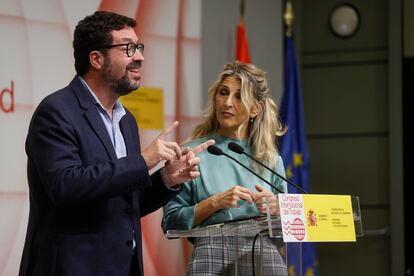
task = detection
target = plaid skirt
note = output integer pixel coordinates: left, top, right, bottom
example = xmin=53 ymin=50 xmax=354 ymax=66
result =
xmin=187 ymin=236 xmax=287 ymax=276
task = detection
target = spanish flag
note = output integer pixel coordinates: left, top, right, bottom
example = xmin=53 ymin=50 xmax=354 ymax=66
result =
xmin=235 ymin=0 xmax=251 ymax=63
xmin=236 ymin=20 xmax=251 ymax=63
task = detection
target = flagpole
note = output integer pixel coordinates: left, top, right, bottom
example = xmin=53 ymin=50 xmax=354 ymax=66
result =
xmin=235 ymin=0 xmax=251 ymax=63
xmin=283 ymin=0 xmax=294 ymax=37
xmin=239 ymin=0 xmax=245 ymax=20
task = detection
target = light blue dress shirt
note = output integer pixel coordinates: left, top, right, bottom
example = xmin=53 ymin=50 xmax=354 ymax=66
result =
xmin=79 ymin=77 xmax=126 ymax=159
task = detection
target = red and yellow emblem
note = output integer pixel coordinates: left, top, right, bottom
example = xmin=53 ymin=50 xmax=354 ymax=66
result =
xmin=307 ymin=209 xmax=317 ymax=227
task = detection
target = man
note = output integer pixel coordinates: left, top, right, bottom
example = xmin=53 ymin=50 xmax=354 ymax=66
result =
xmin=19 ymin=11 xmax=214 ymax=276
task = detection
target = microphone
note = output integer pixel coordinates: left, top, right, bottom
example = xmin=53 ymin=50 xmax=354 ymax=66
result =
xmin=227 ymin=142 xmax=307 ymax=194
xmin=207 ymin=145 xmax=284 ymax=194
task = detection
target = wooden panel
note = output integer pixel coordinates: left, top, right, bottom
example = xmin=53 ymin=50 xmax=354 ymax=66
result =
xmin=302 ymin=63 xmax=388 ymax=135
xmin=301 ymin=0 xmax=387 ymax=53
xmin=317 ymin=219 xmax=389 ymax=276
xmin=404 ymin=0 xmax=414 ymax=57
xmin=316 ymin=205 xmax=390 ymax=275
xmin=308 ymin=136 xmax=388 ymax=206
xmin=302 ymin=49 xmax=387 ymax=66
xmin=297 ymin=0 xmax=393 ymax=274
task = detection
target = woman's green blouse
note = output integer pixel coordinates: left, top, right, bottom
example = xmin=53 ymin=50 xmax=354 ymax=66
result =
xmin=162 ymin=133 xmax=287 ymax=232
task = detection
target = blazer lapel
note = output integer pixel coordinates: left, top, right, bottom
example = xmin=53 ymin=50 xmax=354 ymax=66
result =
xmin=120 ymin=117 xmax=135 ymax=156
xmin=119 ymin=117 xmax=136 ymax=203
xmin=85 ymin=109 xmax=117 ymax=160
xmin=69 ymin=76 xmax=117 ymax=160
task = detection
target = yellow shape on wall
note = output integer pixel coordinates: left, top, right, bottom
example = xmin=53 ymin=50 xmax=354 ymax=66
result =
xmin=120 ymin=87 xmax=164 ymax=130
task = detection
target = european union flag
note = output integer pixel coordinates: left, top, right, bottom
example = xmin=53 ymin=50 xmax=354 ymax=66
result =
xmin=280 ymin=36 xmax=318 ymax=276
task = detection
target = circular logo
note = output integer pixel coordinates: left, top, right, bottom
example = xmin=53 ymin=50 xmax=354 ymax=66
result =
xmin=292 ymin=218 xmax=305 ymax=241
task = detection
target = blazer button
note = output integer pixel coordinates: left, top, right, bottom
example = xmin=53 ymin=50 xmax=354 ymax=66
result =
xmin=126 ymin=240 xmax=133 ymax=247
xmin=125 ymin=206 xmax=133 ymax=215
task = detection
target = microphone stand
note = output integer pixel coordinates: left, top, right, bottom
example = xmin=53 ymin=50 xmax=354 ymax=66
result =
xmin=228 ymin=142 xmax=307 ymax=194
xmin=207 ymin=145 xmax=284 ymax=194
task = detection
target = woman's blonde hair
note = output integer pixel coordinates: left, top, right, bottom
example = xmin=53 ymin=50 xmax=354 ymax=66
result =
xmin=190 ymin=61 xmax=286 ymax=171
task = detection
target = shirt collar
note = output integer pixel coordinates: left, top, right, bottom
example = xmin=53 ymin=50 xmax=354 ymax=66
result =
xmin=78 ymin=76 xmax=126 ymax=117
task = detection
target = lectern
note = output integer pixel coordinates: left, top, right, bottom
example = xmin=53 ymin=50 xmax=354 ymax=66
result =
xmin=166 ymin=196 xmax=363 ymax=276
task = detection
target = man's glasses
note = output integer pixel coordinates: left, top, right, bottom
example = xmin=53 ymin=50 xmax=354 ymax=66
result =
xmin=101 ymin=42 xmax=144 ymax=57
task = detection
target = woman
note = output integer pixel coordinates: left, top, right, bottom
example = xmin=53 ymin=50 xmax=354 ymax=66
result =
xmin=162 ymin=61 xmax=288 ymax=275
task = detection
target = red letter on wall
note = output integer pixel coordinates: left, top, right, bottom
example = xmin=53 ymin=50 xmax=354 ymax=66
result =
xmin=1 ymin=81 xmax=14 ymax=113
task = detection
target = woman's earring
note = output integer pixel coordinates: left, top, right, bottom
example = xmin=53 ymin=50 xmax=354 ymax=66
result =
xmin=249 ymin=117 xmax=254 ymax=123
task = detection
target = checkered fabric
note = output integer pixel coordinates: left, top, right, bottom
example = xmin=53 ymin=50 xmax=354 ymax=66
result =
xmin=187 ymin=236 xmax=287 ymax=276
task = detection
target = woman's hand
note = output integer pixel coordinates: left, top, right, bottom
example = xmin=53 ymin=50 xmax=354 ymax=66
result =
xmin=212 ymin=185 xmax=256 ymax=209
xmin=194 ymin=185 xmax=255 ymax=226
xmin=254 ymin=185 xmax=280 ymax=216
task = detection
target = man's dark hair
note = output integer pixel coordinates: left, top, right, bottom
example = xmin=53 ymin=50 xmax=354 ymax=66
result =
xmin=73 ymin=11 xmax=136 ymax=76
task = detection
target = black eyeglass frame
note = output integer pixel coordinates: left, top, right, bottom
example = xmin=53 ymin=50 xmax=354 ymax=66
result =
xmin=100 ymin=42 xmax=144 ymax=57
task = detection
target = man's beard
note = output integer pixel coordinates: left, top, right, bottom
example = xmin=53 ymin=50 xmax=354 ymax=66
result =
xmin=103 ymin=59 xmax=142 ymax=96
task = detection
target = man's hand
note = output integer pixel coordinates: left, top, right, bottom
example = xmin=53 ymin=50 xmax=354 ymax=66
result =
xmin=162 ymin=139 xmax=215 ymax=187
xmin=254 ymin=185 xmax=280 ymax=216
xmin=141 ymin=121 xmax=182 ymax=170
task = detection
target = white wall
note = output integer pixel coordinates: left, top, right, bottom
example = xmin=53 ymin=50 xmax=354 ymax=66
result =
xmin=0 ymin=1 xmax=202 ymax=275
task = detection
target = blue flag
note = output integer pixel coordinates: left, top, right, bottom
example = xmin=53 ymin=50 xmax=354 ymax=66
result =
xmin=280 ymin=36 xmax=318 ymax=276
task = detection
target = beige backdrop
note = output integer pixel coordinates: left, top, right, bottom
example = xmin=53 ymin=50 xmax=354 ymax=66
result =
xmin=0 ymin=0 xmax=202 ymax=275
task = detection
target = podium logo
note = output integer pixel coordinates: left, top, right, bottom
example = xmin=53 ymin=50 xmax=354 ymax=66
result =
xmin=283 ymin=218 xmax=306 ymax=241
xmin=307 ymin=209 xmax=318 ymax=227
xmin=1 ymin=80 xmax=14 ymax=113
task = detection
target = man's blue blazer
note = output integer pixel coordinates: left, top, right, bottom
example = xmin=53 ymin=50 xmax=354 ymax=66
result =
xmin=19 ymin=76 xmax=179 ymax=276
